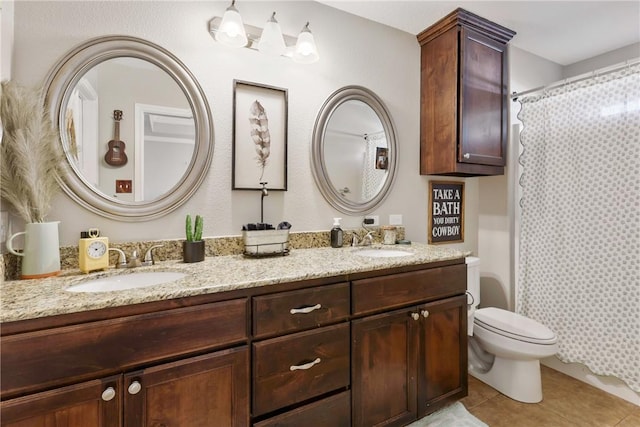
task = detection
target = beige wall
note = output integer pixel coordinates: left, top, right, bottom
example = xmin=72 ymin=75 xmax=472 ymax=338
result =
xmin=7 ymin=1 xmax=479 ymax=254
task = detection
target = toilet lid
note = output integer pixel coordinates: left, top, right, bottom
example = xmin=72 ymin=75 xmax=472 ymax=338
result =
xmin=474 ymin=307 xmax=557 ymax=345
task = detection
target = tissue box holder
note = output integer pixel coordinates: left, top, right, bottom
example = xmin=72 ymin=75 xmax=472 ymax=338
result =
xmin=243 ymin=229 xmax=290 ymax=257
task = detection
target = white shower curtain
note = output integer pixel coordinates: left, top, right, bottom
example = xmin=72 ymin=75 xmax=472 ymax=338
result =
xmin=517 ymin=63 xmax=640 ymax=392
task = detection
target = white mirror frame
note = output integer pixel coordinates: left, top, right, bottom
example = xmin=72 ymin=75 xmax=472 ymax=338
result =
xmin=43 ymin=35 xmax=214 ymax=221
xmin=311 ymin=86 xmax=398 ymax=214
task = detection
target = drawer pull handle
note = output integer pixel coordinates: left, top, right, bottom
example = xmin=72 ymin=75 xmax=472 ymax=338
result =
xmin=411 ymin=312 xmax=420 ymax=321
xmin=421 ymin=310 xmax=429 ymax=318
xmin=101 ymin=387 xmax=116 ymax=401
xmin=290 ymin=358 xmax=321 ymax=371
xmin=128 ymin=381 xmax=142 ymax=395
xmin=290 ymin=304 xmax=322 ymax=315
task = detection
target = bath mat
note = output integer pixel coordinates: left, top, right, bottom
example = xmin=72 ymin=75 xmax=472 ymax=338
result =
xmin=407 ymin=402 xmax=488 ymax=427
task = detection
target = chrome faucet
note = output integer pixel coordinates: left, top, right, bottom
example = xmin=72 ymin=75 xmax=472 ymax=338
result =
xmin=142 ymin=245 xmax=164 ymax=266
xmin=109 ymin=244 xmax=164 ymax=268
xmin=108 ymin=247 xmax=128 ymax=268
xmin=351 ymin=231 xmax=374 ymax=247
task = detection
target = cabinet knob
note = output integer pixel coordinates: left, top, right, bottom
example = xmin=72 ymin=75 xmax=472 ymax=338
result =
xmin=421 ymin=310 xmax=430 ymax=318
xmin=463 ymin=153 xmax=471 ymax=159
xmin=101 ymin=386 xmax=116 ymax=402
xmin=128 ymin=380 xmax=142 ymax=395
xmin=290 ymin=303 xmax=322 ymax=315
xmin=411 ymin=312 xmax=420 ymax=321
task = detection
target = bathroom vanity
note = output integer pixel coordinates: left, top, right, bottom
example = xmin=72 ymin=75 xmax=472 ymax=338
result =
xmin=0 ymin=245 xmax=468 ymax=427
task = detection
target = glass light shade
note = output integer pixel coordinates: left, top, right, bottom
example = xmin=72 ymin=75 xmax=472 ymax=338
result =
xmin=258 ymin=12 xmax=286 ymax=56
xmin=293 ymin=23 xmax=319 ymax=64
xmin=215 ymin=3 xmax=248 ymax=48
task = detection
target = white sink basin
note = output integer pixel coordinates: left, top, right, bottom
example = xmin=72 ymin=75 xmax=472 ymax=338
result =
xmin=67 ymin=271 xmax=187 ymax=293
xmin=353 ymin=248 xmax=414 ymax=258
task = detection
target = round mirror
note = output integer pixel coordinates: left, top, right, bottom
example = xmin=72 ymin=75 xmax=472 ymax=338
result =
xmin=311 ymin=86 xmax=397 ymax=214
xmin=44 ymin=35 xmax=213 ymax=221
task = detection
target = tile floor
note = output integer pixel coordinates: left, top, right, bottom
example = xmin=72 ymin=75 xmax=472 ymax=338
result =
xmin=461 ymin=366 xmax=640 ymax=427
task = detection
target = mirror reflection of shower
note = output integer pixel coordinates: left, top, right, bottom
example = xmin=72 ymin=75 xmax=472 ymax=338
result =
xmin=362 ymin=131 xmax=387 ymax=201
xmin=323 ymin=100 xmax=388 ymax=204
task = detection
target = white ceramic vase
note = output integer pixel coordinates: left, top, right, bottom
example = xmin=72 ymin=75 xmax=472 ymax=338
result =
xmin=6 ymin=221 xmax=61 ymax=279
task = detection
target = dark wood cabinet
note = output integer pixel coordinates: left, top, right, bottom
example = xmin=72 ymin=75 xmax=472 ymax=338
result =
xmin=1 ymin=376 xmax=122 ymax=427
xmin=1 ymin=298 xmax=249 ymax=427
xmin=253 ymin=391 xmax=351 ymax=427
xmin=124 ymin=347 xmax=249 ymax=426
xmin=418 ymin=8 xmax=515 ymax=176
xmin=352 ymin=308 xmax=419 ymax=427
xmin=418 ymin=295 xmax=468 ymax=415
xmin=1 ymin=349 xmax=249 ymax=427
xmin=1 ymin=259 xmax=467 ymax=427
xmin=251 ymin=283 xmax=351 ymax=424
xmin=351 ymin=267 xmax=467 ymax=427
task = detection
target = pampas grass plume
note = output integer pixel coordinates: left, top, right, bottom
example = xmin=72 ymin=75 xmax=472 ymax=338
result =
xmin=0 ymin=80 xmax=64 ymax=223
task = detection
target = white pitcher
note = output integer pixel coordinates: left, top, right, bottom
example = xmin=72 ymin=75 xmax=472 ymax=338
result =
xmin=6 ymin=221 xmax=61 ymax=279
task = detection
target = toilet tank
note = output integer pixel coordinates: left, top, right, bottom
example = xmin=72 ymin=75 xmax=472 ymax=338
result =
xmin=465 ymin=257 xmax=481 ymax=308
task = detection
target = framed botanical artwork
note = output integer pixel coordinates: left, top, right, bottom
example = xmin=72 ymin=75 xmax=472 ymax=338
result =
xmin=233 ymin=80 xmax=288 ymax=190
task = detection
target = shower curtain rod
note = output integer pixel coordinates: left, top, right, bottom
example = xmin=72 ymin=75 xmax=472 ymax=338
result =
xmin=511 ymin=57 xmax=640 ymax=101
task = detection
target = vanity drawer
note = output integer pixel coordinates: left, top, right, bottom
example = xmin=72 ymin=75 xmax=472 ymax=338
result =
xmin=1 ymin=298 xmax=248 ymax=398
xmin=252 ymin=282 xmax=350 ymax=338
xmin=352 ymin=264 xmax=466 ymax=316
xmin=253 ymin=391 xmax=351 ymax=427
xmin=252 ymin=323 xmax=350 ymax=416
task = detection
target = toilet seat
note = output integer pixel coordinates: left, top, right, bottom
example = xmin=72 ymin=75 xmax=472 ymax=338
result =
xmin=474 ymin=307 xmax=557 ymax=345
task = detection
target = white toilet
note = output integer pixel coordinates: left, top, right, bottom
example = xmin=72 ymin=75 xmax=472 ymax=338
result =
xmin=466 ymin=257 xmax=558 ymax=403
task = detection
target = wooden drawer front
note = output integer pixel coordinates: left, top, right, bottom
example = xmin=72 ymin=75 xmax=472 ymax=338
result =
xmin=1 ymin=298 xmax=247 ymax=399
xmin=352 ymin=264 xmax=466 ymax=316
xmin=253 ymin=391 xmax=350 ymax=427
xmin=253 ymin=323 xmax=350 ymax=416
xmin=253 ymin=282 xmax=350 ymax=338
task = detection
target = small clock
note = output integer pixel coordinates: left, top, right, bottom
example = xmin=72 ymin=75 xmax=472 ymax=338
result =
xmin=79 ymin=236 xmax=109 ymax=273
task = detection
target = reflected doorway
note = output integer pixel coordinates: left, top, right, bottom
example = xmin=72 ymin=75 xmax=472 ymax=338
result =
xmin=134 ymin=104 xmax=195 ymax=201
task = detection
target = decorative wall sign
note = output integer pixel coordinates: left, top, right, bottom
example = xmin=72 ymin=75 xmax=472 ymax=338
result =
xmin=428 ymin=181 xmax=464 ymax=244
xmin=233 ymin=80 xmax=288 ymax=190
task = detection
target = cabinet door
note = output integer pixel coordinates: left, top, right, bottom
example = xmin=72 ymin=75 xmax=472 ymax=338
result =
xmin=1 ymin=375 xmax=121 ymax=427
xmin=418 ymin=295 xmax=467 ymax=416
xmin=124 ymin=346 xmax=249 ymax=427
xmin=352 ymin=308 xmax=419 ymax=427
xmin=459 ymin=27 xmax=508 ymax=167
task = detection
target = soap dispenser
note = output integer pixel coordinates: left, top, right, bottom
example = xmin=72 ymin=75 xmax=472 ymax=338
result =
xmin=330 ymin=218 xmax=343 ymax=248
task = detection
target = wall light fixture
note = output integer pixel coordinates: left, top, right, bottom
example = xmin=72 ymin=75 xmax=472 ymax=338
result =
xmin=209 ymin=1 xmax=319 ymax=63
xmin=214 ymin=0 xmax=248 ymax=48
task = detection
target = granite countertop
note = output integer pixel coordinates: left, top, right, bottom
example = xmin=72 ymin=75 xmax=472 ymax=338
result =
xmin=0 ymin=244 xmax=469 ymax=323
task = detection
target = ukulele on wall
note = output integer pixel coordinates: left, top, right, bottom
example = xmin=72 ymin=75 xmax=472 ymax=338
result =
xmin=104 ymin=109 xmax=128 ymax=167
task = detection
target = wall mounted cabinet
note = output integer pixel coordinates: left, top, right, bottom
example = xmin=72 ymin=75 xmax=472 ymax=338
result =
xmin=418 ymin=8 xmax=515 ymax=176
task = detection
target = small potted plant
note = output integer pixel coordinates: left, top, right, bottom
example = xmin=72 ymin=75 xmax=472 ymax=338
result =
xmin=183 ymin=214 xmax=204 ymax=263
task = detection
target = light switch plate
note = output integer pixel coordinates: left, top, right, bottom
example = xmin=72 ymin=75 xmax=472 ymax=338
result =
xmin=389 ymin=214 xmax=403 ymax=225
